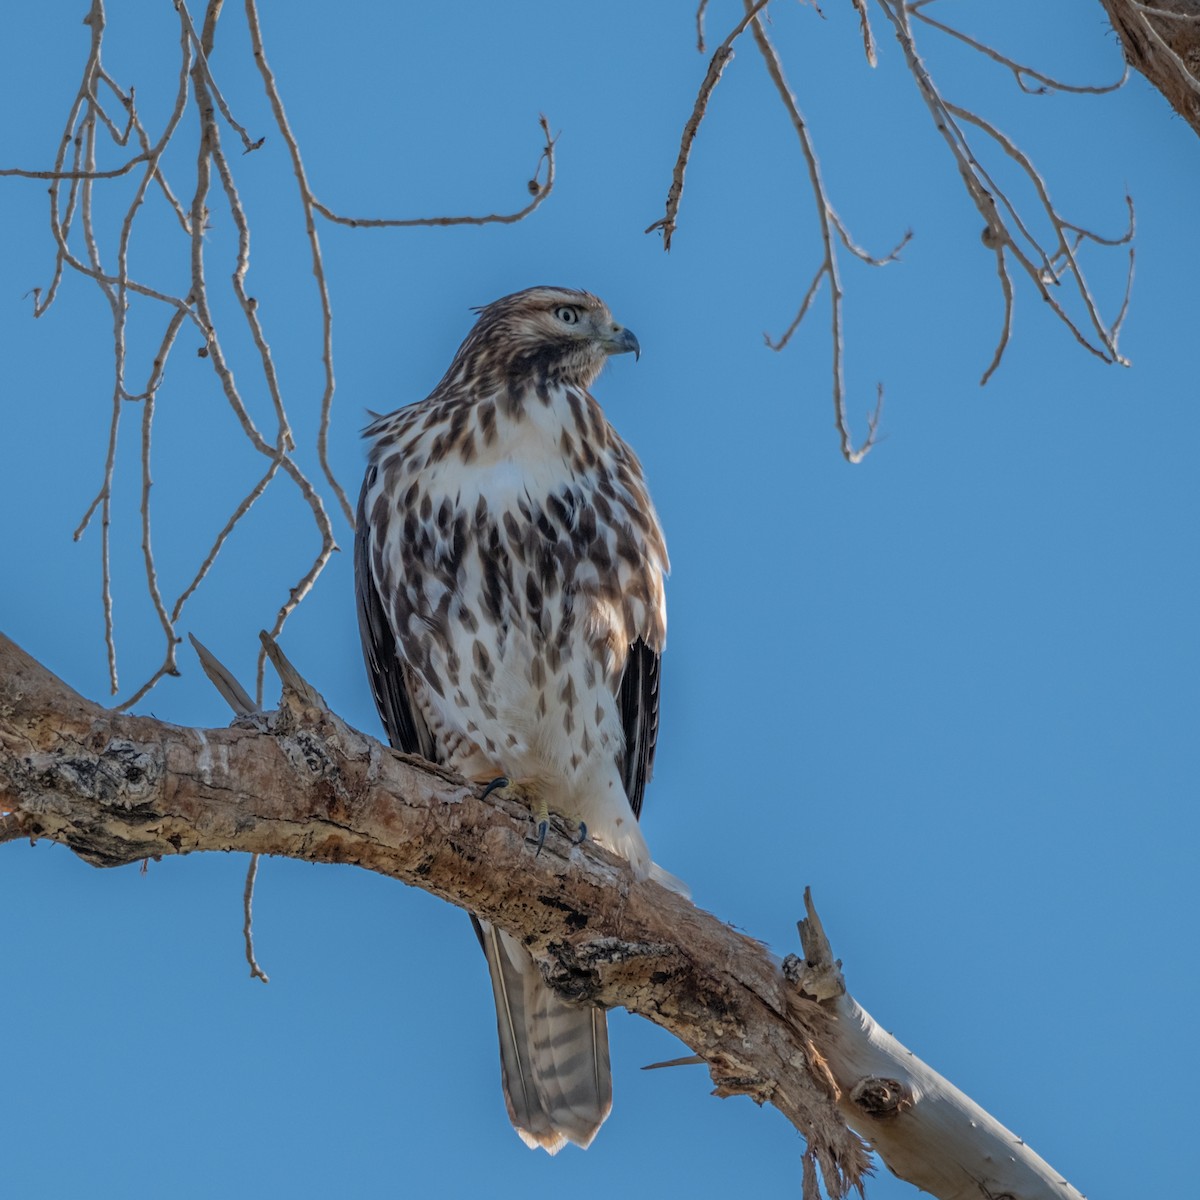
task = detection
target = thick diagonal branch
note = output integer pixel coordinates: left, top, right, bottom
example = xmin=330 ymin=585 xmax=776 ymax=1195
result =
xmin=0 ymin=631 xmax=863 ymax=1189
xmin=0 ymin=632 xmax=1085 ymax=1200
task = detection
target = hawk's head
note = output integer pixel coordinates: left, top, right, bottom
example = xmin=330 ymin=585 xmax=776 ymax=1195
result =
xmin=457 ymin=286 xmax=640 ymax=391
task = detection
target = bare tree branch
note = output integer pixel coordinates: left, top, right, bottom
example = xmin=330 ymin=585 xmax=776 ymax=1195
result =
xmin=651 ymin=2 xmax=904 ymax=462
xmin=3 ymin=2 xmax=559 ymax=713
xmin=910 ymin=1 xmax=1128 ymax=94
xmin=1 ymin=630 xmax=1088 ymax=1200
xmin=653 ymin=2 xmax=1137 ymax=458
xmin=243 ymin=0 xmax=348 ymax=531
xmin=877 ymin=1 xmax=1133 ymax=385
xmin=850 ymin=0 xmax=879 ymax=67
xmin=242 ymin=853 xmax=269 ymax=983
xmin=310 ymin=115 xmax=558 ymax=231
xmin=646 ymin=0 xmax=770 ymax=251
xmin=746 ymin=4 xmax=901 ymax=463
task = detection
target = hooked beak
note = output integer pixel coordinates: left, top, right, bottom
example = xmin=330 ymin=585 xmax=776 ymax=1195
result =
xmin=603 ymin=325 xmax=641 ymax=361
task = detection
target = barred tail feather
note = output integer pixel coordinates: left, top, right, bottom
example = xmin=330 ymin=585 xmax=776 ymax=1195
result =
xmin=476 ymin=920 xmax=612 ymax=1153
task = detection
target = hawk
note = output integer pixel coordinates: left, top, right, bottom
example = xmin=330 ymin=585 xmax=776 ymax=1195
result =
xmin=355 ymin=286 xmax=669 ymax=1153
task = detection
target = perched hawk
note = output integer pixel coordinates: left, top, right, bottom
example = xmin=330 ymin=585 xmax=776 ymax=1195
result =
xmin=355 ymin=286 xmax=669 ymax=1153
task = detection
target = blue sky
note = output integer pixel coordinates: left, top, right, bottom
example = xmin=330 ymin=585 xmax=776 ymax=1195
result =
xmin=2 ymin=3 xmax=1195 ymax=1197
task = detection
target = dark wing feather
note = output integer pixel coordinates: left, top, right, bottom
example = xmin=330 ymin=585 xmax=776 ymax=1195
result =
xmin=617 ymin=638 xmax=661 ymax=820
xmin=354 ymin=472 xmax=436 ymax=762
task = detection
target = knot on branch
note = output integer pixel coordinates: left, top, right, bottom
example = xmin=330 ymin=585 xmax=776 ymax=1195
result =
xmin=278 ymin=724 xmax=336 ymax=778
xmin=542 ymin=935 xmax=676 ymax=1003
xmin=37 ymin=737 xmax=162 ymax=812
xmin=15 ymin=733 xmax=173 ymax=869
xmin=783 ymin=951 xmax=845 ymax=1003
xmin=848 ymin=1075 xmax=913 ymax=1120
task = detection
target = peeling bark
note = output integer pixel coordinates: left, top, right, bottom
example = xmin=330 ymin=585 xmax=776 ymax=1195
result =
xmin=1100 ymin=0 xmax=1200 ymax=135
xmin=1 ymin=632 xmax=1083 ymax=1199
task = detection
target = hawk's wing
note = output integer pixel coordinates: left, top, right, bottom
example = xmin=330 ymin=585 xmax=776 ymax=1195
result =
xmin=354 ymin=470 xmax=436 ymax=763
xmin=618 ymin=637 xmax=660 ymax=821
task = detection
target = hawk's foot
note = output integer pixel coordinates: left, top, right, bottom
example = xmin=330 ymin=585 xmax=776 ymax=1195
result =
xmin=479 ymin=776 xmax=547 ymax=851
xmin=529 ymin=802 xmax=588 ymax=853
xmin=478 ymin=777 xmax=584 ymax=856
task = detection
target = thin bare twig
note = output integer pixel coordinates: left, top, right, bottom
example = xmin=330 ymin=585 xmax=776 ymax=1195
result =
xmin=978 ymin=243 xmax=1015 ymax=388
xmin=646 ymin=0 xmax=771 ymax=251
xmin=850 ymin=0 xmax=878 ymax=66
xmin=908 ymin=1 xmax=1128 ymax=95
xmin=876 ymin=1 xmax=1132 ymax=384
xmin=747 ymin=4 xmax=894 ymax=462
xmin=0 ymin=155 xmax=158 ymax=181
xmin=243 ymin=853 xmax=270 ymax=983
xmin=170 ymin=461 xmax=284 ymax=624
xmin=245 ymin=0 xmax=359 ymax=530
xmin=309 ymin=116 xmax=558 ymax=231
xmin=97 ymin=67 xmax=193 ymax=235
xmin=177 ymin=0 xmax=263 ymax=153
xmin=78 ymin=110 xmax=123 ymax=693
xmin=182 ymin=3 xmax=337 ymax=708
xmin=41 ymin=1 xmax=198 ymax=694
xmin=208 ymin=123 xmax=295 ymax=453
xmin=10 ymin=0 xmax=563 ymax=718
xmin=655 ymin=2 xmax=900 ymax=459
xmin=696 ymin=0 xmax=711 ymax=53
xmin=945 ymin=99 xmax=1134 ymax=366
xmin=764 ymin=263 xmax=825 ymax=351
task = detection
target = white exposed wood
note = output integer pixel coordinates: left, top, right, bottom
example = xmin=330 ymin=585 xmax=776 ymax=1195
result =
xmin=791 ymin=893 xmax=1084 ymax=1200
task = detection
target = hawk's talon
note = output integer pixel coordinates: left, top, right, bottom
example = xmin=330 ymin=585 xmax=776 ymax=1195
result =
xmin=532 ymin=795 xmax=552 ymax=856
xmin=573 ymin=821 xmax=588 ymax=846
xmin=481 ymin=775 xmax=510 ymax=801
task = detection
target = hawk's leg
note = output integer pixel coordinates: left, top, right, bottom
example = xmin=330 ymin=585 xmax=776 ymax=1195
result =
xmin=478 ymin=777 xmax=584 ymax=855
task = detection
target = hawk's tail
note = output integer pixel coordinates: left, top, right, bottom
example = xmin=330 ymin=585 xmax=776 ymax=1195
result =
xmin=474 ymin=918 xmax=612 ymax=1154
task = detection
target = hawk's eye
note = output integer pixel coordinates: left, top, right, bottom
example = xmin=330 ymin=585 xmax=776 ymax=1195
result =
xmin=554 ymin=306 xmax=580 ymax=325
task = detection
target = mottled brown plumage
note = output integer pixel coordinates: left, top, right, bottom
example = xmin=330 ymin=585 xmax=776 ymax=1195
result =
xmin=355 ymin=286 xmax=669 ymax=1153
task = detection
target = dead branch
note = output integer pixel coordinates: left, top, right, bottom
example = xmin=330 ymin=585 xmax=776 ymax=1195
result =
xmin=651 ymin=2 xmax=904 ymax=463
xmin=877 ymin=1 xmax=1134 ymax=385
xmin=655 ymin=2 xmax=1137 ymax=456
xmin=242 ymin=852 xmax=269 ymax=983
xmin=646 ymin=0 xmax=770 ymax=252
xmin=309 ymin=115 xmax=557 ymax=231
xmin=1 ymin=630 xmax=1088 ymax=1200
xmin=4 ymin=2 xmax=558 ymax=713
xmin=746 ymin=4 xmax=905 ymax=463
xmin=910 ymin=1 xmax=1128 ymax=95
xmin=851 ymin=0 xmax=879 ymax=66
